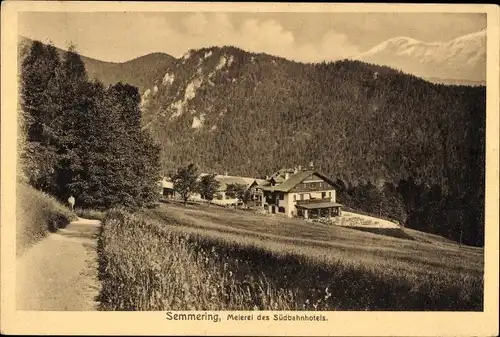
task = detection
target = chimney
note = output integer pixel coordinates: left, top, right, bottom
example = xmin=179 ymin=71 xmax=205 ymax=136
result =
xmin=294 ymin=166 xmax=298 ymax=174
xmin=298 ymin=165 xmax=302 ymax=171
xmin=309 ymin=161 xmax=314 ymax=169
xmin=284 ymin=172 xmax=290 ymax=180
xmin=224 ymin=171 xmax=228 ymax=176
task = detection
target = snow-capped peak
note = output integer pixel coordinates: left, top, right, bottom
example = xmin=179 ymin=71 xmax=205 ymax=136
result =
xmin=355 ymin=29 xmax=486 ymax=84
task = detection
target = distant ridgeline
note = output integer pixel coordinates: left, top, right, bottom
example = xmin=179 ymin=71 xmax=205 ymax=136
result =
xmin=18 ymin=39 xmax=161 ymax=209
xmin=19 ymin=39 xmax=486 ymax=246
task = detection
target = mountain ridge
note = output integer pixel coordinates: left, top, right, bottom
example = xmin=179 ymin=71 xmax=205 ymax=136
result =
xmin=355 ymin=29 xmax=486 ymax=84
xmin=19 ymin=36 xmax=177 ymax=93
xmin=19 ymin=32 xmax=487 ymax=88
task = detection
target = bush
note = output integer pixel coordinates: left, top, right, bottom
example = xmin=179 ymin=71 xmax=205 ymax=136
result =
xmin=16 ymin=183 xmax=77 ymax=255
xmin=75 ymin=208 xmax=107 ymax=221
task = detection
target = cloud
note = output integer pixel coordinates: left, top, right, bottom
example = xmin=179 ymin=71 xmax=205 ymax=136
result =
xmin=173 ymin=13 xmax=360 ymax=63
xmin=19 ymin=12 xmax=361 ymax=63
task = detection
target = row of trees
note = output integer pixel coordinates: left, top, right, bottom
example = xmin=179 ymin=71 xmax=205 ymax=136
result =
xmin=19 ymin=40 xmax=161 ymax=209
xmin=170 ymin=164 xmax=251 ymax=206
xmin=334 ymin=176 xmax=484 ymax=245
xmin=336 ymin=180 xmax=407 ymax=225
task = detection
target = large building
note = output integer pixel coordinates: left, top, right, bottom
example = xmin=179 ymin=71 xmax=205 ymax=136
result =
xmin=160 ymin=177 xmax=175 ymax=198
xmin=259 ymin=167 xmax=342 ymax=218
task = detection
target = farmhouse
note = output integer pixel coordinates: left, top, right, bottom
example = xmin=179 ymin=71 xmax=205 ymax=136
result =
xmin=260 ymin=167 xmax=342 ymax=218
xmin=213 ymin=173 xmax=253 ymax=201
xmin=211 ymin=173 xmax=265 ymax=206
xmin=160 ymin=177 xmax=175 ymax=198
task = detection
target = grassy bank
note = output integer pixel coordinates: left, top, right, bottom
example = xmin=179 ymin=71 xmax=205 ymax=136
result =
xmin=98 ymin=204 xmax=483 ymax=311
xmin=16 ymin=183 xmax=77 ymax=256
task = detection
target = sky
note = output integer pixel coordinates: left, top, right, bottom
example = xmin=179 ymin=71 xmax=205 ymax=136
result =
xmin=18 ymin=11 xmax=486 ymax=63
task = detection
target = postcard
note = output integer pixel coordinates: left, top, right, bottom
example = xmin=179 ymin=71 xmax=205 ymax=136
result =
xmin=1 ymin=1 xmax=498 ymax=336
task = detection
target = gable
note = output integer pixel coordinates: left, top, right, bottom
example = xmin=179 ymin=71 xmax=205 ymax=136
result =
xmin=302 ymin=173 xmax=326 ymax=183
xmin=290 ymin=173 xmax=336 ymax=193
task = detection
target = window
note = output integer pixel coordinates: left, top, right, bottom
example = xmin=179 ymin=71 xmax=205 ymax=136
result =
xmin=293 ymin=194 xmax=296 ymax=201
xmin=278 ymin=206 xmax=285 ymax=213
xmin=329 ymin=192 xmax=331 ymax=197
xmin=300 ymin=194 xmax=304 ymax=200
xmin=279 ymin=193 xmax=284 ymax=200
xmin=321 ymin=192 xmax=326 ymax=199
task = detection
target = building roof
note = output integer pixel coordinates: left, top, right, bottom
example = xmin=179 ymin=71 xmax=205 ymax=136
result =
xmin=250 ymin=179 xmax=267 ymax=187
xmin=163 ymin=174 xmax=261 ymax=191
xmin=262 ymin=170 xmax=312 ymax=192
xmin=296 ymin=202 xmax=343 ymax=210
xmin=270 ymin=168 xmax=298 ymax=183
xmin=161 ymin=178 xmax=174 ymax=189
xmin=215 ymin=175 xmax=256 ymax=191
xmin=261 ymin=169 xmax=338 ymax=193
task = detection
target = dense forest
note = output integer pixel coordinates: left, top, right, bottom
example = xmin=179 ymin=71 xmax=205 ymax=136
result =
xmin=140 ymin=46 xmax=486 ymax=246
xmin=18 ymin=40 xmax=161 ymax=209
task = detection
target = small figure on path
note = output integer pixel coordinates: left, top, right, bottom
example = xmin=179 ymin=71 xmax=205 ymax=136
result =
xmin=68 ymin=195 xmax=75 ymax=211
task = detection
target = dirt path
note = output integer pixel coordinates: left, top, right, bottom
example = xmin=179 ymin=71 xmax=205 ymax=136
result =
xmin=16 ymin=218 xmax=102 ymax=311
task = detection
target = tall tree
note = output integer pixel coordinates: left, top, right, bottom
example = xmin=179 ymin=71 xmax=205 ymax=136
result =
xmin=225 ymin=183 xmax=249 ymax=208
xmin=19 ymin=41 xmax=63 ymax=194
xmin=198 ymin=174 xmax=220 ymax=204
xmin=171 ymin=164 xmax=199 ymax=206
xmin=52 ymin=45 xmax=90 ymax=201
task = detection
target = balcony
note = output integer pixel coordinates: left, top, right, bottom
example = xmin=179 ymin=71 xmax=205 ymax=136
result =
xmin=296 ymin=197 xmax=332 ymax=205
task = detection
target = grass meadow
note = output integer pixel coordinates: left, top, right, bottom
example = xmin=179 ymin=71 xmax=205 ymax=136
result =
xmin=97 ymin=202 xmax=483 ymax=311
xmin=16 ymin=183 xmax=77 ymax=256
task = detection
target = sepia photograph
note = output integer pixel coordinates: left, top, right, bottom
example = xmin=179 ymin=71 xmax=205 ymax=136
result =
xmin=1 ymin=1 xmax=499 ymax=336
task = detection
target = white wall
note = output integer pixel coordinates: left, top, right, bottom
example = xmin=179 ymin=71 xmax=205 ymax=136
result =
xmin=284 ymin=193 xmax=295 ymax=217
xmin=261 ymin=188 xmax=336 ymax=217
xmin=188 ymin=192 xmax=203 ymax=201
xmin=295 ymin=190 xmax=335 ymax=201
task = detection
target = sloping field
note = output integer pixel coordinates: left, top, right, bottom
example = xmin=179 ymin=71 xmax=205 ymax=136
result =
xmin=145 ymin=202 xmax=483 ymax=277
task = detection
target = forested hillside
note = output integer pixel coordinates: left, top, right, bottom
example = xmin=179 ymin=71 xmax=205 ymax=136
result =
xmin=140 ymin=46 xmax=486 ymax=246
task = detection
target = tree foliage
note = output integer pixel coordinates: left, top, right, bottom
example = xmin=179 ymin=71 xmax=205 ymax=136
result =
xmin=225 ymin=183 xmax=250 ymax=207
xmin=18 ymin=40 xmax=161 ymax=209
xmin=171 ymin=163 xmax=199 ymax=205
xmin=198 ymin=174 xmax=220 ymax=202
